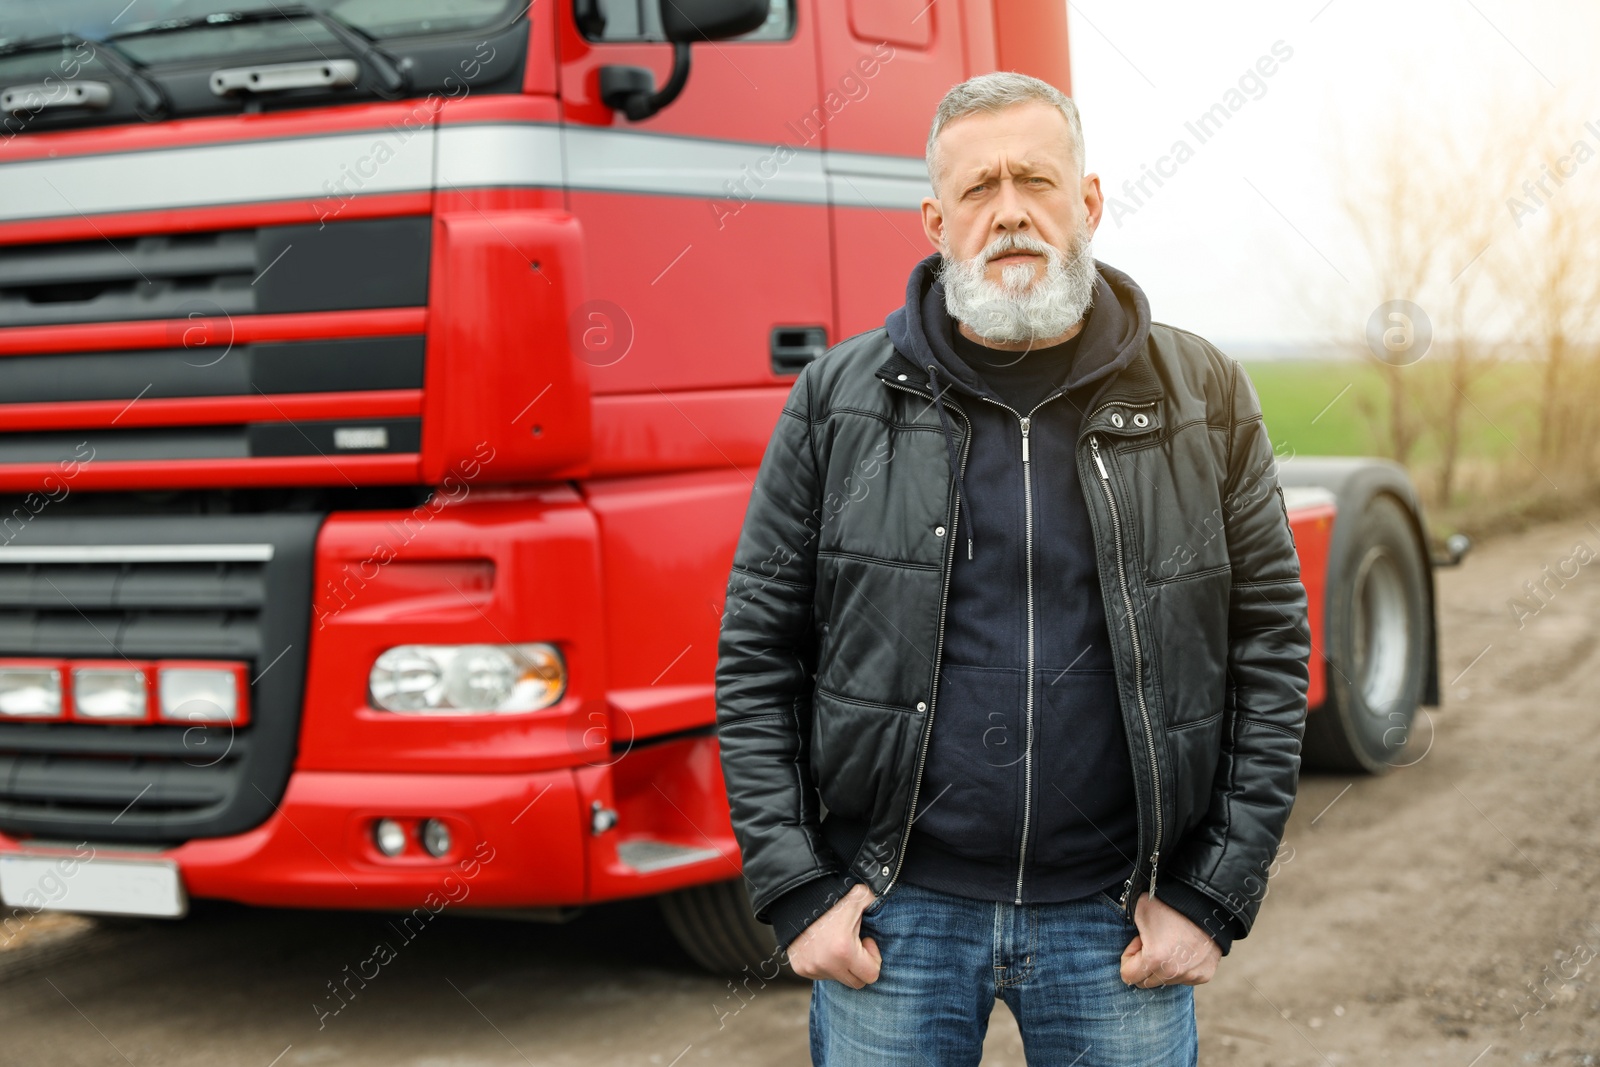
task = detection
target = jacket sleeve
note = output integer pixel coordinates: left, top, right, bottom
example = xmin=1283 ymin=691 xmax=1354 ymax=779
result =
xmin=1164 ymin=356 xmax=1311 ymax=945
xmin=715 ymin=364 xmax=846 ymax=926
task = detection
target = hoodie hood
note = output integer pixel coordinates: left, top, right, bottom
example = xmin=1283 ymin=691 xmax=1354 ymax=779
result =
xmin=884 ymin=251 xmax=1153 ymax=560
xmin=885 ymin=251 xmax=1152 ymax=405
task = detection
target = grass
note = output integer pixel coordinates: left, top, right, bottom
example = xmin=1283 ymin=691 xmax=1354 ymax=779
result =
xmin=1242 ymin=357 xmax=1575 ymax=537
xmin=1242 ymin=360 xmax=1386 ymax=458
xmin=1242 ymin=358 xmax=1543 ymax=465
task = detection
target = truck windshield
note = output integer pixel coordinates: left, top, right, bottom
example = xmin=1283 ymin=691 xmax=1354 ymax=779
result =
xmin=1 ymin=1 xmax=523 ymax=61
xmin=0 ymin=1 xmax=529 ymax=132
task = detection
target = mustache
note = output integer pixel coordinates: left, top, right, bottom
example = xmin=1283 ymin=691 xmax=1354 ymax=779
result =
xmin=987 ymin=233 xmax=1056 ymax=257
xmin=973 ymin=232 xmax=1061 ymax=266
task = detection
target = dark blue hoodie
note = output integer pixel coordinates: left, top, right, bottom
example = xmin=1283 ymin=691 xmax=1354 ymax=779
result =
xmin=883 ymin=253 xmax=1149 ymax=907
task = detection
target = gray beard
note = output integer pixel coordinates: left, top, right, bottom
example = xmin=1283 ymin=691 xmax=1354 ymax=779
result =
xmin=940 ymin=223 xmax=1098 ymax=345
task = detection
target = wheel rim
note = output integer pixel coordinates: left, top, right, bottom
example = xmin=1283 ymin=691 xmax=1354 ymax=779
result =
xmin=1351 ymin=545 xmax=1410 ymax=717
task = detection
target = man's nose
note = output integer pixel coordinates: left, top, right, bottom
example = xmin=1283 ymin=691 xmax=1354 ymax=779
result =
xmin=992 ymin=180 xmax=1032 ymax=234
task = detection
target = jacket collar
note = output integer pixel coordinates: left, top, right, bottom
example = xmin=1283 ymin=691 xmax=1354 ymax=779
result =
xmin=875 ymin=258 xmax=1164 ymax=425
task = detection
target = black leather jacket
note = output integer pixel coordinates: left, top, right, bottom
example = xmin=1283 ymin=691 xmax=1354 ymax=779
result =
xmin=715 ymin=293 xmax=1311 ymax=946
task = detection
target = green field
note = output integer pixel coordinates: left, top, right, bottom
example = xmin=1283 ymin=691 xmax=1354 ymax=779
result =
xmin=1242 ymin=359 xmax=1542 ymax=467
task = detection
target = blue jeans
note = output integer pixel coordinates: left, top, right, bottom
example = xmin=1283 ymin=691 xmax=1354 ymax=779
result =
xmin=808 ymin=880 xmax=1198 ymax=1066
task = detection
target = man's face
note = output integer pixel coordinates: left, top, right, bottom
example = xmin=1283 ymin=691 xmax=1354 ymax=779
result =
xmin=922 ymin=99 xmax=1103 ymax=290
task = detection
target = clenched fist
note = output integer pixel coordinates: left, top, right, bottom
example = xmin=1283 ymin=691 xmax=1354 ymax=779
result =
xmin=784 ymin=882 xmax=883 ymax=988
xmin=1119 ymin=891 xmax=1221 ymax=988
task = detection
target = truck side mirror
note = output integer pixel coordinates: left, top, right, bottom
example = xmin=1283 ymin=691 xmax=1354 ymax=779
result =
xmin=595 ymin=0 xmax=770 ymax=121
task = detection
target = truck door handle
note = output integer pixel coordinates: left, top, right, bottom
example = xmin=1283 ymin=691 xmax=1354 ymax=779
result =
xmin=770 ymin=326 xmax=828 ymax=375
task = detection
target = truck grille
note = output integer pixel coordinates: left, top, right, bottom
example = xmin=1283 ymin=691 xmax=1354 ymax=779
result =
xmin=0 ymin=514 xmax=320 ymax=844
xmin=0 ymin=216 xmax=431 ymax=479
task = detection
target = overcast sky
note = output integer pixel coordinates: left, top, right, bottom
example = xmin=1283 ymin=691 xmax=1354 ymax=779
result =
xmin=1067 ymin=0 xmax=1600 ymax=351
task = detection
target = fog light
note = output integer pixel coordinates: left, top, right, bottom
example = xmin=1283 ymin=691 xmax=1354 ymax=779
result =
xmin=73 ymin=667 xmax=148 ymax=721
xmin=419 ymin=818 xmax=451 ymax=858
xmin=0 ymin=666 xmax=61 ymax=718
xmin=159 ymin=667 xmax=241 ymax=724
xmin=374 ymin=818 xmax=407 ymax=857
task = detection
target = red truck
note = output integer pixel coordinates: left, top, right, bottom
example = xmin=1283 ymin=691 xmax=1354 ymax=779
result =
xmin=0 ymin=0 xmax=1454 ymax=975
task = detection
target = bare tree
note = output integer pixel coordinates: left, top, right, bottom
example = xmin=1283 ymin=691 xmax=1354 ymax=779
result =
xmin=1491 ymin=109 xmax=1600 ymax=488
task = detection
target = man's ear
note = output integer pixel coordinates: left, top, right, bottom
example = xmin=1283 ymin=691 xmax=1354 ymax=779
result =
xmin=921 ymin=195 xmax=946 ymax=254
xmin=1082 ymin=172 xmax=1105 ymax=237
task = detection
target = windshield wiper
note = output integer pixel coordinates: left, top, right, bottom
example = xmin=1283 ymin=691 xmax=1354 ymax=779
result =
xmin=111 ymin=6 xmax=410 ymax=97
xmin=0 ymin=33 xmax=168 ymax=118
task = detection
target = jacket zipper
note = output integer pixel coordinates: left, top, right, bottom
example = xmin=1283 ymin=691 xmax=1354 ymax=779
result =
xmin=977 ymin=393 xmax=1063 ymax=904
xmin=1091 ymin=433 xmax=1162 ymax=917
xmin=877 ymin=375 xmax=972 ymax=904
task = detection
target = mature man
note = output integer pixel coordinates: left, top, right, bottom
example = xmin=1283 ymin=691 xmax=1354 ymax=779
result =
xmin=715 ymin=72 xmax=1310 ymax=1065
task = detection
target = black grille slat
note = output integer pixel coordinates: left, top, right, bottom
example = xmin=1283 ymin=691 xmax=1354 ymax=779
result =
xmin=0 ymin=562 xmax=265 ymax=611
xmin=117 ymin=566 xmax=265 ymax=609
xmin=121 ymin=611 xmax=261 ymax=661
xmin=6 ymin=755 xmax=236 ymax=813
xmin=0 ymin=217 xmax=430 ymax=327
xmin=0 ymin=427 xmax=247 ymax=464
xmin=27 ymin=613 xmax=123 ymax=657
xmin=0 ymin=723 xmax=249 ymax=758
xmin=0 ymin=337 xmax=426 ymax=405
xmin=0 ymin=231 xmax=259 ymax=289
xmin=0 ymin=514 xmax=319 ymax=843
xmin=0 ymin=612 xmax=260 ymax=658
xmin=0 ymin=420 xmax=421 ymax=466
xmin=0 ymin=271 xmax=255 ymax=329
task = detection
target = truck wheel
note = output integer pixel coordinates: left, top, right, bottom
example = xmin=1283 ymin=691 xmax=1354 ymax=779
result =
xmin=658 ymin=878 xmax=799 ymax=981
xmin=1302 ymin=493 xmax=1431 ymax=774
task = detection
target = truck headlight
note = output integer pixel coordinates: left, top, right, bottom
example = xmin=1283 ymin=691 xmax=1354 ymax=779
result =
xmin=368 ymin=643 xmax=565 ymax=714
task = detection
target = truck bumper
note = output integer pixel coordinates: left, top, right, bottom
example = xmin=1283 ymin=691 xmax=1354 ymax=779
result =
xmin=0 ymin=739 xmax=742 ymax=913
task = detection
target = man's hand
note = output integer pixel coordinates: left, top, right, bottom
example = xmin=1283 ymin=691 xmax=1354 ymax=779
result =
xmin=1119 ymin=891 xmax=1221 ymax=988
xmin=784 ymin=883 xmax=883 ymax=988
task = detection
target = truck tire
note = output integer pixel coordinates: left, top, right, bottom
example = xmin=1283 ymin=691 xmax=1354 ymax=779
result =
xmin=658 ymin=878 xmax=800 ymax=981
xmin=1301 ymin=493 xmax=1431 ymax=773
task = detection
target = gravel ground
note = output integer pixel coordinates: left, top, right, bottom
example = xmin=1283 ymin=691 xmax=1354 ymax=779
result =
xmin=1 ymin=509 xmax=1597 ymax=1066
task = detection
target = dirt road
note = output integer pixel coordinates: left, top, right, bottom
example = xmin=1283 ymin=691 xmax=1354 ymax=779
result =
xmin=2 ymin=510 xmax=1597 ymax=1066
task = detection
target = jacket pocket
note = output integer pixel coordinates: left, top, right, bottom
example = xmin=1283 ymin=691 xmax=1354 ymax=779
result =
xmin=1146 ymin=566 xmax=1231 ymax=726
xmin=911 ymin=663 xmax=1024 ymax=863
xmin=810 ymin=686 xmax=922 ymax=825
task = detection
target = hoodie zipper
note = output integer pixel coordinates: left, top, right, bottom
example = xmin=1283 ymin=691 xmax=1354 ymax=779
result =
xmin=978 ymin=392 xmax=1065 ymax=904
xmin=877 ymin=375 xmax=972 ymax=905
xmin=1090 ymin=433 xmax=1162 ymax=917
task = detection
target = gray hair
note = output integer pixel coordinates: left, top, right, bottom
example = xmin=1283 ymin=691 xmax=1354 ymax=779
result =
xmin=926 ymin=72 xmax=1085 ymax=196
